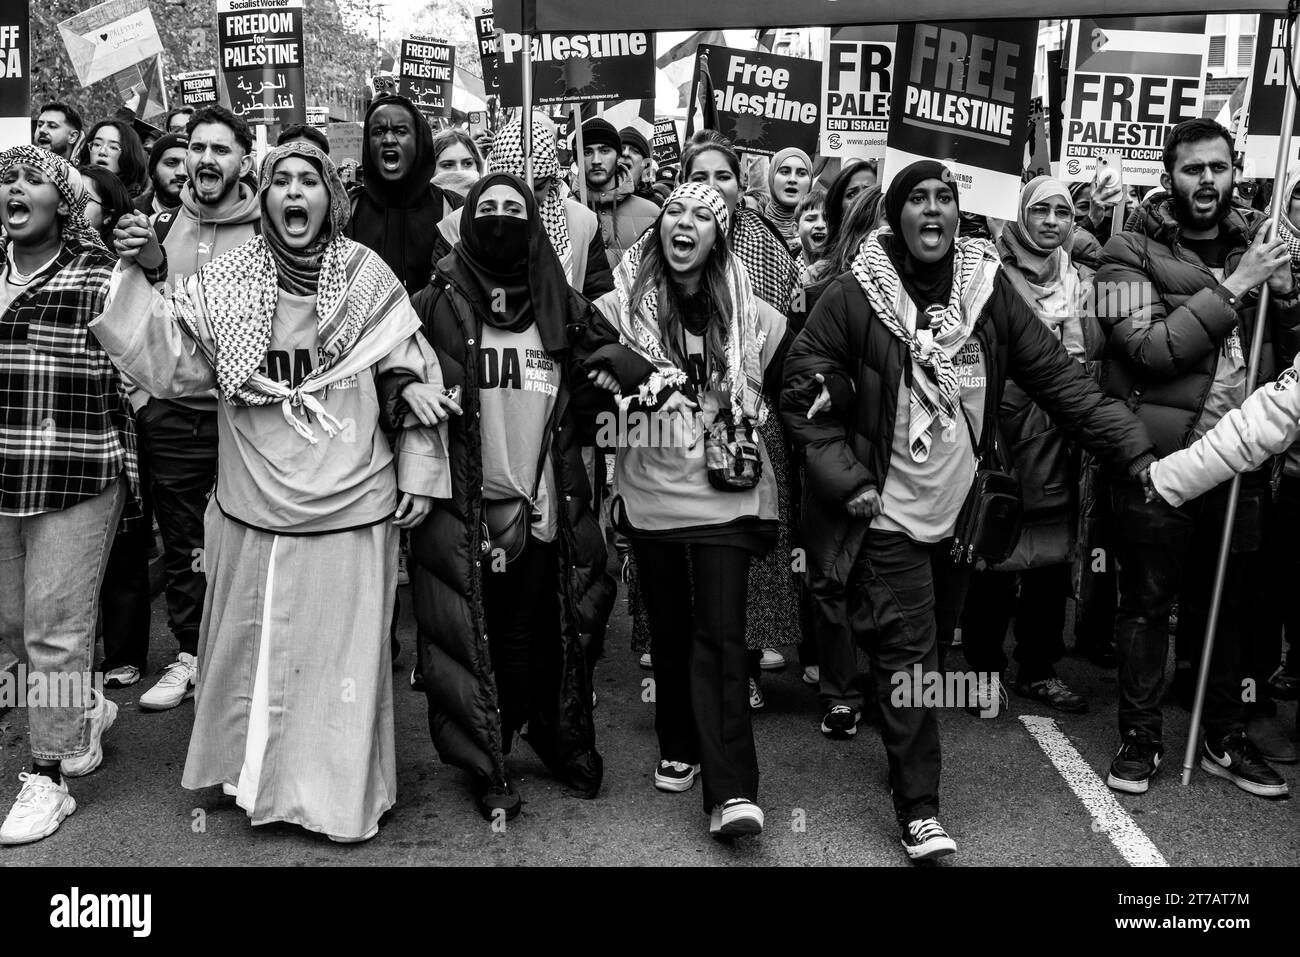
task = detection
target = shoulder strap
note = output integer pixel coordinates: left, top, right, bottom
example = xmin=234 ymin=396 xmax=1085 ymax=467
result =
xmin=153 ymin=210 xmax=176 ymax=243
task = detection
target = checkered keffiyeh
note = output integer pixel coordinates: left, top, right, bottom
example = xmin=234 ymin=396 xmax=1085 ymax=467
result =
xmin=0 ymin=240 xmax=138 ymax=516
xmin=0 ymin=145 xmax=104 ymax=252
xmin=490 ymin=113 xmax=573 ymax=281
xmin=851 ymin=228 xmax=999 ymax=462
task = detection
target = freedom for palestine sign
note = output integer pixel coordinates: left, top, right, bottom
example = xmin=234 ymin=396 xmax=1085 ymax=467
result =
xmin=496 ymin=31 xmax=655 ymax=106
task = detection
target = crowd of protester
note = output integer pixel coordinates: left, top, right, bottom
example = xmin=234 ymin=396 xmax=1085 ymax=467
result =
xmin=1 ymin=91 xmax=1298 ymax=862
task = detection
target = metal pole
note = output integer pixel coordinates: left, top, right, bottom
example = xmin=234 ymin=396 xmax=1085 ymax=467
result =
xmin=572 ymin=102 xmax=587 ymax=208
xmin=1181 ymin=5 xmax=1300 ymax=785
xmin=520 ymin=1 xmax=533 ymax=189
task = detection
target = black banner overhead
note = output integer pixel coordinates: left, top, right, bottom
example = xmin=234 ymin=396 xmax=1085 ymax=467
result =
xmin=493 ymin=0 xmax=1280 ymax=32
xmin=697 ymin=43 xmax=821 ymax=156
xmin=497 ymin=31 xmax=655 ymax=106
xmin=0 ymin=0 xmax=29 ymax=149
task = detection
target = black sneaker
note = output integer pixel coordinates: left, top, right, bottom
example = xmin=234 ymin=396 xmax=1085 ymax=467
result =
xmin=820 ymin=705 xmax=859 ymax=740
xmin=1200 ymin=731 xmax=1290 ymax=798
xmin=475 ymin=780 xmax=521 ymax=821
xmin=900 ymin=817 xmax=956 ymax=861
xmin=1107 ymin=731 xmax=1163 ymax=794
xmin=1015 ymin=676 xmax=1088 ymax=714
xmin=653 ymin=760 xmax=700 ymax=793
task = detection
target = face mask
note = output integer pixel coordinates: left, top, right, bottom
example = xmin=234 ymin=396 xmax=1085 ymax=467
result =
xmin=472 ymin=214 xmax=529 ymax=270
xmin=433 ymin=168 xmax=480 ymax=196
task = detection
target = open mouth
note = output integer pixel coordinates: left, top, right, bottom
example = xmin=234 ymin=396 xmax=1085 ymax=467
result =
xmin=93 ymin=157 xmax=111 ymax=168
xmin=35 ymin=135 xmax=50 ymax=147
xmin=809 ymin=228 xmax=827 ymax=244
xmin=918 ymin=222 xmax=946 ymax=244
xmin=4 ymin=199 xmax=31 ymax=228
xmin=281 ymin=205 xmax=311 ymax=236
xmin=380 ymin=148 xmax=402 ymax=172
xmin=195 ymin=167 xmax=222 ymax=191
xmin=670 ymin=234 xmax=696 ymax=254
xmin=1193 ymin=189 xmax=1219 ymax=212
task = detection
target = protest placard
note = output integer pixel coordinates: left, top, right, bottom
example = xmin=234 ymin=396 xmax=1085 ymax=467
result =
xmin=307 ymin=106 xmax=329 ymax=128
xmin=1060 ymin=15 xmax=1208 ymax=187
xmin=884 ymin=20 xmax=1037 ymax=220
xmin=1238 ymin=15 xmax=1300 ymax=178
xmin=475 ymin=7 xmax=500 ymax=96
xmin=497 ymin=31 xmax=655 ymax=107
xmin=400 ymin=34 xmax=455 ymax=121
xmin=821 ymin=25 xmax=895 ymax=163
xmin=217 ymin=0 xmax=307 ymax=127
xmin=57 ymin=0 xmax=163 ymax=89
xmin=177 ymin=69 xmax=218 ymax=108
xmin=696 ymin=43 xmax=820 ymax=156
xmin=330 ymin=121 xmax=363 ymax=166
xmin=0 ymin=0 xmax=29 ymax=150
xmin=652 ymin=118 xmax=682 ymax=167
xmin=1025 ymin=96 xmax=1051 ymax=179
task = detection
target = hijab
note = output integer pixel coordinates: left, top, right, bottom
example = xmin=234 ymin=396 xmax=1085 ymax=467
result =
xmin=764 ymin=146 xmax=812 ymax=241
xmin=1280 ymin=166 xmax=1300 ymax=269
xmin=0 ymin=145 xmax=103 ymax=252
xmin=489 ymin=112 xmax=573 ymax=281
xmin=259 ymin=142 xmax=351 ymax=296
xmin=882 ymin=159 xmax=960 ymax=309
xmin=451 ymin=171 xmax=571 ymax=348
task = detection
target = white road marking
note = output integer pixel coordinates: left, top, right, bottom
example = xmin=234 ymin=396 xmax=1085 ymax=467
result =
xmin=1020 ymin=715 xmax=1168 ymax=867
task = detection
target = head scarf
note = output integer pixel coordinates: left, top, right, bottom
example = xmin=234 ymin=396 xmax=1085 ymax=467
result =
xmin=611 ymin=182 xmax=767 ymax=423
xmin=489 ymin=111 xmax=573 ymax=281
xmin=763 ymin=146 xmax=812 ymax=247
xmin=258 ymin=142 xmax=351 ymax=296
xmin=174 ymin=145 xmax=418 ymax=442
xmin=1280 ymin=166 xmax=1300 ymax=270
xmin=450 ymin=171 xmax=572 ymax=349
xmin=852 ymin=162 xmax=999 ymax=463
xmin=0 ymin=145 xmax=103 ymax=251
xmin=881 ymin=159 xmax=962 ymax=310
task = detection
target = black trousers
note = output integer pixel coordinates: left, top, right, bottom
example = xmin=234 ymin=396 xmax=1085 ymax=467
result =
xmin=632 ymin=539 xmax=756 ymax=811
xmin=848 ymin=531 xmax=967 ymax=826
xmin=136 ymin=399 xmax=217 ymax=657
xmin=1109 ymin=480 xmax=1259 ymax=743
xmin=481 ymin=535 xmax=562 ymax=744
xmin=100 ymin=414 xmax=153 ymax=673
xmin=960 ymin=563 xmax=1071 ymax=682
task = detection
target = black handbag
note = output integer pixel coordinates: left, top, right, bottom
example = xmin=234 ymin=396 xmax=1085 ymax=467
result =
xmin=482 ymin=405 xmax=557 ymax=564
xmin=950 ymin=404 xmax=1023 ymax=565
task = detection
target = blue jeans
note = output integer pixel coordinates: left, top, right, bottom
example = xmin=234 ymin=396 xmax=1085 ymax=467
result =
xmin=0 ymin=476 xmax=125 ymax=760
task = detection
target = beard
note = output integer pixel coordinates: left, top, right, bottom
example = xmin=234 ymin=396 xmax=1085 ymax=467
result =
xmin=1171 ymin=182 xmax=1232 ymax=230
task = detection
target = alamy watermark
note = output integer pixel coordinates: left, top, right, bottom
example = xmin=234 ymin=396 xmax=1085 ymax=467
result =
xmin=890 ymin=665 xmax=1003 ymax=718
xmin=0 ymin=665 xmax=104 ymax=710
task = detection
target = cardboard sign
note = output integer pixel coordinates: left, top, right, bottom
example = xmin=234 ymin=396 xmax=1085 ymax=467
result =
xmin=0 ymin=1 xmax=29 ymax=150
xmin=652 ymin=118 xmax=681 ymax=167
xmin=400 ymin=34 xmax=454 ymax=120
xmin=1239 ymin=15 xmax=1300 ymax=179
xmin=217 ymin=0 xmax=307 ymax=127
xmin=1061 ymin=15 xmax=1208 ymax=187
xmin=475 ymin=7 xmax=500 ymax=96
xmin=697 ymin=43 xmax=821 ymax=156
xmin=821 ymin=28 xmax=895 ymax=162
xmin=57 ymin=0 xmax=163 ymax=88
xmin=884 ymin=20 xmax=1037 ymax=220
xmin=177 ymin=69 xmax=218 ymax=107
xmin=329 ymin=121 xmax=363 ymax=166
xmin=497 ymin=31 xmax=655 ymax=107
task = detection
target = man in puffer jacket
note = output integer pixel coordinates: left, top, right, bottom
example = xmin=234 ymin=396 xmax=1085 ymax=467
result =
xmin=1094 ymin=118 xmax=1300 ymax=800
xmin=578 ymin=117 xmax=660 ymax=268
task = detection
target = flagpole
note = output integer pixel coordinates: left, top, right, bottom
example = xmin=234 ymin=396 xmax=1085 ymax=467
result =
xmin=572 ymin=103 xmax=588 ymax=207
xmin=1181 ymin=1 xmax=1300 ymax=786
xmin=520 ymin=0 xmax=534 ymax=190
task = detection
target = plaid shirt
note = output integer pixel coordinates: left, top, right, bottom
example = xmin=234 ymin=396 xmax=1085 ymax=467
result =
xmin=0 ymin=241 xmax=138 ymax=517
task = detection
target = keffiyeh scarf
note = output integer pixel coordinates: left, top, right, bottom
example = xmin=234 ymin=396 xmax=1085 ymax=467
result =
xmin=490 ymin=113 xmax=574 ymax=282
xmin=852 ymin=228 xmax=1000 ymax=462
xmin=612 ymin=182 xmax=768 ymax=424
xmin=0 ymin=145 xmax=104 ymax=252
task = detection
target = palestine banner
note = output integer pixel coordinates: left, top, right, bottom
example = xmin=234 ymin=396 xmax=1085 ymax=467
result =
xmin=217 ymin=0 xmax=307 ymax=127
xmin=475 ymin=7 xmax=500 ymax=96
xmin=400 ymin=35 xmax=455 ymax=120
xmin=697 ymin=43 xmax=820 ymax=156
xmin=307 ymin=106 xmax=328 ymax=128
xmin=1061 ymin=15 xmax=1208 ymax=187
xmin=1239 ymin=15 xmax=1300 ymax=178
xmin=497 ymin=31 xmax=655 ymax=107
xmin=652 ymin=117 xmax=682 ymax=167
xmin=820 ymin=25 xmax=896 ymax=163
xmin=57 ymin=0 xmax=162 ymax=89
xmin=884 ymin=20 xmax=1037 ymax=220
xmin=0 ymin=0 xmax=29 ymax=150
xmin=177 ymin=69 xmax=218 ymax=107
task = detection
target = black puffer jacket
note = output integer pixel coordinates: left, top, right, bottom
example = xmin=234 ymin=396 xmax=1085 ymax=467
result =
xmin=380 ymin=259 xmax=649 ymax=796
xmin=1095 ymin=200 xmax=1300 ymax=460
xmin=780 ymin=267 xmax=1154 ymax=585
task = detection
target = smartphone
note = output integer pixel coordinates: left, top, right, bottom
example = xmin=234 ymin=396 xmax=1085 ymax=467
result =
xmin=442 ymin=385 xmax=462 ymax=405
xmin=468 ymin=112 xmax=487 ymax=139
xmin=1094 ymin=152 xmax=1123 ymax=192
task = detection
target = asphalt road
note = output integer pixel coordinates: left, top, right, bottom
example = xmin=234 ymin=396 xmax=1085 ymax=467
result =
xmin=1 ymin=584 xmax=1297 ymax=867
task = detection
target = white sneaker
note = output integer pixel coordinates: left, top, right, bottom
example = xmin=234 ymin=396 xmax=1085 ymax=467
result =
xmin=710 ymin=798 xmax=764 ymax=837
xmin=653 ymin=760 xmax=700 ymax=792
xmin=748 ymin=677 xmax=765 ymax=710
xmin=61 ymin=690 xmax=118 ymax=778
xmin=759 ymin=648 xmax=786 ymax=671
xmin=0 ymin=772 xmax=77 ymax=845
xmin=140 ymin=653 xmax=197 ymax=711
xmin=639 ymin=653 xmax=653 ymax=669
xmin=801 ymin=665 xmax=820 ymax=686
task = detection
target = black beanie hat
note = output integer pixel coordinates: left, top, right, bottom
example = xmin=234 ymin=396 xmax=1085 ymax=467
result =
xmin=148 ymin=132 xmax=188 ymax=174
xmin=884 ymin=160 xmax=960 ymax=237
xmin=577 ymin=117 xmax=620 ymax=153
xmin=620 ymin=126 xmax=651 ymax=159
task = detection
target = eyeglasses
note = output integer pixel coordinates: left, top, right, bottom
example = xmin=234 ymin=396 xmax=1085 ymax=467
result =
xmin=1027 ymin=203 xmax=1073 ymax=220
xmin=90 ymin=139 xmax=121 ymax=153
